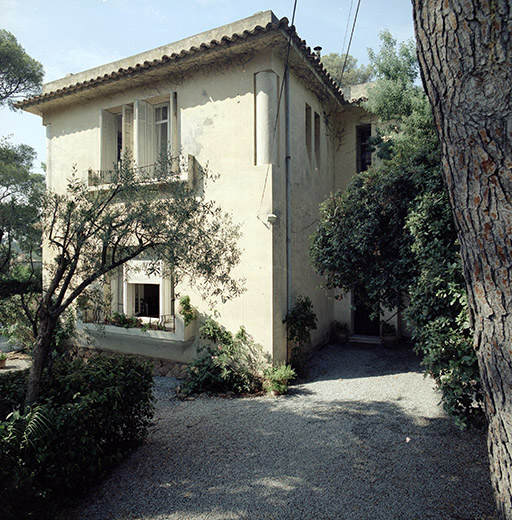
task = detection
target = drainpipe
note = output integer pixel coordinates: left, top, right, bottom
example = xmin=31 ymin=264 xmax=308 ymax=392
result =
xmin=285 ymin=65 xmax=292 ymax=362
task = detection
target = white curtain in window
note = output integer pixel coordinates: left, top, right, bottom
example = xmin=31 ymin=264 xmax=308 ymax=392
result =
xmin=122 ymin=104 xmax=134 ymax=156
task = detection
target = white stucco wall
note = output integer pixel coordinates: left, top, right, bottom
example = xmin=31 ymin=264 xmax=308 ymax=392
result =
xmin=38 ymin=43 xmax=363 ymax=361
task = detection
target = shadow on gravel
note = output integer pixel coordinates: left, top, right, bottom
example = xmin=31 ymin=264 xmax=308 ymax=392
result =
xmin=308 ymin=343 xmax=424 ymax=382
xmin=62 ymin=376 xmax=497 ymax=520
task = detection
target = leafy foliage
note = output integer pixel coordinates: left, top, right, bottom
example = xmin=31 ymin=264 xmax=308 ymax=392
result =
xmin=183 ymin=319 xmax=268 ymax=395
xmin=0 ymin=138 xmax=44 ymax=285
xmin=321 ymin=52 xmax=374 ymax=87
xmin=263 ymin=362 xmax=296 ymax=395
xmin=367 ymin=30 xmax=418 ymax=83
xmin=0 ymin=355 xmax=154 ymax=519
xmin=106 ymin=311 xmax=142 ymax=329
xmin=283 ymin=295 xmax=317 ymax=372
xmin=311 ymin=31 xmax=483 ymax=428
xmin=179 ymin=295 xmax=197 ymax=327
xmin=0 ymin=138 xmax=44 ymax=351
xmin=26 ymin=153 xmax=243 ymax=405
xmin=311 ymin=166 xmax=417 ymax=313
xmin=406 ymin=191 xmax=483 ymax=427
xmin=0 ymin=30 xmax=44 ymax=109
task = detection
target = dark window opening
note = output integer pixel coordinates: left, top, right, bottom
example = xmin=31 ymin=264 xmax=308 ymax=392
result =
xmin=115 ymin=113 xmax=123 ymax=163
xmin=305 ymin=103 xmax=312 ymax=160
xmin=134 ymin=283 xmax=160 ymax=318
xmin=356 ymin=124 xmax=372 ymax=173
xmin=314 ymin=111 xmax=321 ymax=166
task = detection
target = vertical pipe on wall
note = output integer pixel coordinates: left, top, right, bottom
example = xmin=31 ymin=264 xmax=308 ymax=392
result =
xmin=285 ymin=66 xmax=292 ymax=331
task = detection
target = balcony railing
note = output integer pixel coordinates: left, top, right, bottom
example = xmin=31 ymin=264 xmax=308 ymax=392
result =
xmin=88 ymin=154 xmax=198 ymax=188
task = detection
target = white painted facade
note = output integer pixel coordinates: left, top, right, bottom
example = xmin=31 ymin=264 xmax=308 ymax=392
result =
xmin=21 ymin=11 xmax=386 ymax=362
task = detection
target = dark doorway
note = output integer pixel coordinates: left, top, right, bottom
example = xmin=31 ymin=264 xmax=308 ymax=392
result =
xmin=353 ymin=295 xmax=380 ymax=336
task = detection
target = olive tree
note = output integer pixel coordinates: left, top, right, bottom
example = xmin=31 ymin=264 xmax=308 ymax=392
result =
xmin=26 ymin=157 xmax=243 ymax=406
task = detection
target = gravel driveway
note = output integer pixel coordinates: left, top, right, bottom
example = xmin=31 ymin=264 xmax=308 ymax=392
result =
xmin=62 ymin=344 xmax=496 ymax=520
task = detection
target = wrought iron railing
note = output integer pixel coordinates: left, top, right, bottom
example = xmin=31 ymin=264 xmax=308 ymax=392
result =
xmin=159 ymin=314 xmax=176 ymax=333
xmin=88 ymin=154 xmax=198 ymax=188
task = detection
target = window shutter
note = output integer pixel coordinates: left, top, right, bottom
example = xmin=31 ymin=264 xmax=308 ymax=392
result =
xmin=171 ymin=91 xmax=178 ymax=157
xmin=135 ymin=100 xmax=155 ymax=168
xmin=100 ymin=109 xmax=116 ymax=171
xmin=134 ymin=100 xmax=146 ymax=166
xmin=146 ymin=102 xmax=155 ymax=166
xmin=122 ymin=104 xmax=134 ymax=157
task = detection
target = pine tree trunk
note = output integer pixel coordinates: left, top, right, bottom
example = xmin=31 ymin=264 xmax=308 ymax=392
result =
xmin=412 ymin=1 xmax=512 ymax=517
xmin=25 ymin=312 xmax=57 ymax=407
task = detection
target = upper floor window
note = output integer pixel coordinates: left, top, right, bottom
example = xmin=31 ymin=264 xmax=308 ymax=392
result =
xmin=356 ymin=124 xmax=372 ymax=173
xmin=100 ymin=97 xmax=174 ymax=172
xmin=305 ymin=103 xmax=312 ymax=160
xmin=305 ymin=103 xmax=322 ymax=169
xmin=155 ymin=103 xmax=169 ymax=159
xmin=114 ymin=106 xmax=134 ymax=163
xmin=314 ymin=111 xmax=321 ymax=167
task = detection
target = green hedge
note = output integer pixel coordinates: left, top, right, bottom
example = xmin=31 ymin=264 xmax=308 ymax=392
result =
xmin=0 ymin=355 xmax=154 ymax=519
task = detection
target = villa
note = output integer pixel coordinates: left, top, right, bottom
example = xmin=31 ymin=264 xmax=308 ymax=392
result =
xmin=18 ymin=11 xmax=391 ymax=363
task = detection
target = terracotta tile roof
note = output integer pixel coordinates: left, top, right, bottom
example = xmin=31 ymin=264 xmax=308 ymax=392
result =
xmin=16 ymin=16 xmax=345 ymax=111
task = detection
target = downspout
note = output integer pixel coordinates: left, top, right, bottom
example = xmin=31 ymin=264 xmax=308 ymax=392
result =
xmin=285 ymin=65 xmax=292 ymax=362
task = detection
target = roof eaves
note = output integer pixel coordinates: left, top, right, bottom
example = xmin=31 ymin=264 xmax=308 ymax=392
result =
xmin=15 ymin=17 xmax=345 ymax=111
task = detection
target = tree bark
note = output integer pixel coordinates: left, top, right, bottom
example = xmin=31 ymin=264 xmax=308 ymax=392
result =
xmin=25 ymin=311 xmax=57 ymax=407
xmin=412 ymin=1 xmax=512 ymax=517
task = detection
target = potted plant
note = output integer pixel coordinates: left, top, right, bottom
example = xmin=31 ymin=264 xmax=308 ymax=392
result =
xmin=0 ymin=352 xmax=7 ymax=369
xmin=263 ymin=363 xmax=296 ymax=396
xmin=332 ymin=321 xmax=349 ymax=344
xmin=381 ymin=320 xmax=397 ymax=348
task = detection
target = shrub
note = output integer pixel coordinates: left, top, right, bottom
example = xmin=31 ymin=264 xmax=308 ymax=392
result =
xmin=0 ymin=294 xmax=39 ymax=351
xmin=282 ymin=295 xmax=317 ymax=372
xmin=263 ymin=362 xmax=296 ymax=395
xmin=0 ymin=369 xmax=29 ymax=419
xmin=182 ymin=319 xmax=267 ymax=395
xmin=0 ymin=355 xmax=154 ymax=519
xmin=406 ymin=190 xmax=484 ymax=429
xmin=179 ymin=295 xmax=197 ymax=327
xmin=105 ymin=311 xmax=142 ymax=328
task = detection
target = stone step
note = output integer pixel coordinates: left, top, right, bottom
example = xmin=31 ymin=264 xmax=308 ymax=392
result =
xmin=349 ymin=334 xmax=381 ymax=345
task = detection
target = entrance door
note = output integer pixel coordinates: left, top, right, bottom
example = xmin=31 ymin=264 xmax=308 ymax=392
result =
xmin=353 ymin=295 xmax=380 ymax=336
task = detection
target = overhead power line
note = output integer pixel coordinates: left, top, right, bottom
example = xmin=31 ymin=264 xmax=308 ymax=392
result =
xmin=341 ymin=0 xmax=355 ymax=58
xmin=339 ymin=0 xmax=362 ymax=86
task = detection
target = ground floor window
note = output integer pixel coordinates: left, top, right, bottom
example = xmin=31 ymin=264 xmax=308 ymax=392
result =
xmin=133 ymin=283 xmax=160 ymax=318
xmin=108 ymin=260 xmax=176 ymax=328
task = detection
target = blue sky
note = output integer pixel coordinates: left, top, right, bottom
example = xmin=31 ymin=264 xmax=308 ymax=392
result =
xmin=0 ymin=0 xmax=415 ymax=173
